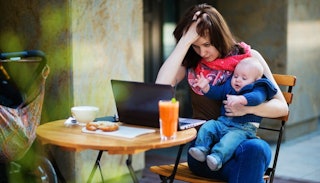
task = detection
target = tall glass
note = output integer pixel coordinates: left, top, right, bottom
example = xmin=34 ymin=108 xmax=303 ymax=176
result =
xmin=158 ymin=100 xmax=179 ymax=140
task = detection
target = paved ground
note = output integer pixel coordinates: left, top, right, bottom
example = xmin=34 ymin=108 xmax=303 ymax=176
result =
xmin=271 ymin=127 xmax=320 ymax=182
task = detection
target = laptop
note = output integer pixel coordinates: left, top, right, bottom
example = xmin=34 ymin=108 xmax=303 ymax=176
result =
xmin=111 ymin=79 xmax=206 ymax=130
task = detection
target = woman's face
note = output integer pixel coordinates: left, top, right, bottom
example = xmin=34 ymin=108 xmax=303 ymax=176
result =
xmin=191 ymin=35 xmax=220 ymax=62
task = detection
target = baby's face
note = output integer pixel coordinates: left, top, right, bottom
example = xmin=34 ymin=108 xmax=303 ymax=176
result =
xmin=231 ymin=65 xmax=257 ymax=92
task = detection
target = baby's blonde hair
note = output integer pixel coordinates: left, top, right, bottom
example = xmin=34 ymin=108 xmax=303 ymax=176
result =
xmin=238 ymin=57 xmax=264 ymax=80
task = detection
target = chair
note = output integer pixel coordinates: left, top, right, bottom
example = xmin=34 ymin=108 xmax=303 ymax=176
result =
xmin=150 ymin=73 xmax=296 ymax=183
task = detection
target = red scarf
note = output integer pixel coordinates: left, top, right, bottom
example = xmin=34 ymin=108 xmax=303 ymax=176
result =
xmin=188 ymin=42 xmax=251 ymax=95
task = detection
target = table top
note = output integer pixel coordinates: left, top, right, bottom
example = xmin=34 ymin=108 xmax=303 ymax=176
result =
xmin=36 ymin=120 xmax=197 ymax=154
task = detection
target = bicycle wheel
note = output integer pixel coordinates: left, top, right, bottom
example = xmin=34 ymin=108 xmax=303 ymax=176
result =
xmin=10 ymin=156 xmax=58 ymax=183
xmin=33 ymin=157 xmax=58 ymax=183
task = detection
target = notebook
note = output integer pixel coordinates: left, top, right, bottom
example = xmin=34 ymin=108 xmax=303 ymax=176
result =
xmin=111 ymin=79 xmax=206 ymax=130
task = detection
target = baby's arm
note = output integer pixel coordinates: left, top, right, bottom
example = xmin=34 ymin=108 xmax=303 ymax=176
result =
xmin=227 ymin=85 xmax=269 ymax=108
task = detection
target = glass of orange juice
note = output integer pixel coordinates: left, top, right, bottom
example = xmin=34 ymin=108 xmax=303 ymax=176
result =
xmin=158 ymin=99 xmax=179 ymax=140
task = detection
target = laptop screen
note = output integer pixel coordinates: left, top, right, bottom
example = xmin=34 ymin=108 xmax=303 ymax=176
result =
xmin=111 ymin=80 xmax=174 ymax=128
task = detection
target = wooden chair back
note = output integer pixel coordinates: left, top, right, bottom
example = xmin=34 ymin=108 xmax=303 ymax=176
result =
xmin=259 ymin=74 xmax=296 ymax=182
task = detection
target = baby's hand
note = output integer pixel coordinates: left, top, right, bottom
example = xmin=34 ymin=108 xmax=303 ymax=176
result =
xmin=192 ymin=73 xmax=211 ymax=93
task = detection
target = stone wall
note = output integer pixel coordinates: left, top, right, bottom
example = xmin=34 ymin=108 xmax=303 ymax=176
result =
xmin=70 ymin=1 xmax=144 ymax=182
xmin=286 ymin=0 xmax=320 ymax=139
xmin=0 ymin=0 xmax=144 ymax=182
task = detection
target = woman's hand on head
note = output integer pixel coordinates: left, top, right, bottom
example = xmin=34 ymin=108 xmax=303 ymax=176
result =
xmin=181 ymin=23 xmax=199 ymax=45
xmin=192 ymin=11 xmax=201 ymax=21
xmin=182 ymin=12 xmax=201 ymax=45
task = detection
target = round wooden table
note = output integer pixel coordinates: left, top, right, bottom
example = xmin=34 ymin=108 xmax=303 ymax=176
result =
xmin=36 ymin=120 xmax=197 ymax=182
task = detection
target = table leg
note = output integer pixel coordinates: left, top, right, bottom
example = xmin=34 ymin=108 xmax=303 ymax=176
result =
xmin=160 ymin=144 xmax=185 ymax=183
xmin=87 ymin=152 xmax=138 ymax=183
xmin=126 ymin=155 xmax=139 ymax=183
xmin=87 ymin=150 xmax=104 ymax=183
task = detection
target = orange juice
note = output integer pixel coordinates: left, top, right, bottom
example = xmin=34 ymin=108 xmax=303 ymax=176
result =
xmin=158 ymin=100 xmax=179 ymax=140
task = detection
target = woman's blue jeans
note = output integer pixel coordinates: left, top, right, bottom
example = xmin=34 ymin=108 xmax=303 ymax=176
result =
xmin=187 ymin=138 xmax=271 ymax=183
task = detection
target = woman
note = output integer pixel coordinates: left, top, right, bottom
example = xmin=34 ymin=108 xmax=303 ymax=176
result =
xmin=156 ymin=4 xmax=288 ymax=183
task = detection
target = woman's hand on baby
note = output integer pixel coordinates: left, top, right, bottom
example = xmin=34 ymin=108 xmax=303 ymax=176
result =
xmin=224 ymin=96 xmax=248 ymax=117
xmin=225 ymin=94 xmax=248 ymax=106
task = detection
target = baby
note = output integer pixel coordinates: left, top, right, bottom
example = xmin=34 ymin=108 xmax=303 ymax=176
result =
xmin=189 ymin=57 xmax=277 ymax=171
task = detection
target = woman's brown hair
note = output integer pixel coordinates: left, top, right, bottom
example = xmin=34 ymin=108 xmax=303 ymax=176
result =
xmin=174 ymin=4 xmax=243 ymax=68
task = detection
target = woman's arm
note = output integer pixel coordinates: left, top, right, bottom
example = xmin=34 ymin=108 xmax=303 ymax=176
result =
xmin=225 ymin=49 xmax=288 ymax=118
xmin=155 ymin=42 xmax=188 ymax=85
xmin=156 ymin=22 xmax=199 ymax=85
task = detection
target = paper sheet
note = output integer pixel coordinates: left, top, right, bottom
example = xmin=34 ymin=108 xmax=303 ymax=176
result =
xmin=81 ymin=126 xmax=156 ymax=138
